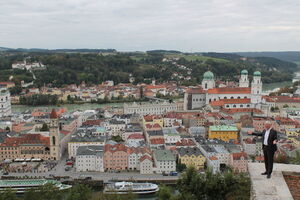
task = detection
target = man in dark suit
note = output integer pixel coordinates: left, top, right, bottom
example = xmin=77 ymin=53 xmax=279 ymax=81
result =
xmin=248 ymin=121 xmax=278 ymax=179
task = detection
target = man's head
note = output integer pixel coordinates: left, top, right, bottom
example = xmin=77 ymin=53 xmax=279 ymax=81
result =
xmin=265 ymin=121 xmax=272 ymax=130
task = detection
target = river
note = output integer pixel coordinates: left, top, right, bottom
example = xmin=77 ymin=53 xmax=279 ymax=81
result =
xmin=12 ymin=102 xmax=124 ymax=113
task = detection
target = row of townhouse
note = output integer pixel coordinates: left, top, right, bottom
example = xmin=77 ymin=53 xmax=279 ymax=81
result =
xmin=75 ymin=142 xmax=177 ymax=174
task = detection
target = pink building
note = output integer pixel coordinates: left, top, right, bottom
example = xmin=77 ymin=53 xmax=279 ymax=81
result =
xmin=229 ymin=152 xmax=248 ymax=173
xmin=104 ymin=144 xmax=128 ymax=171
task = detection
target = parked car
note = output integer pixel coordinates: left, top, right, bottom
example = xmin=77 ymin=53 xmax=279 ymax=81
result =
xmin=169 ymin=171 xmax=178 ymax=176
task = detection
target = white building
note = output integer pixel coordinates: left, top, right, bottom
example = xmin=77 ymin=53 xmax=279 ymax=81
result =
xmin=128 ymin=147 xmax=151 ymax=171
xmin=213 ymin=146 xmax=230 ymax=165
xmin=0 ymin=89 xmax=11 ymax=117
xmin=12 ymin=60 xmax=45 ymax=70
xmin=207 ymin=156 xmax=220 ymax=173
xmin=68 ymin=130 xmax=105 ymax=159
xmin=153 ymin=150 xmax=176 ymax=174
xmin=140 ymin=155 xmax=153 ymax=174
xmin=184 ymin=70 xmax=263 ymax=110
xmin=124 ymin=101 xmax=180 ymax=115
xmin=75 ymin=145 xmax=104 ymax=172
xmin=163 ymin=127 xmax=181 ymax=144
xmin=102 ymin=119 xmax=126 ymax=135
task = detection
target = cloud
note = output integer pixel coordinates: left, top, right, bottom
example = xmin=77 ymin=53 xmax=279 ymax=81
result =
xmin=0 ymin=0 xmax=299 ymax=51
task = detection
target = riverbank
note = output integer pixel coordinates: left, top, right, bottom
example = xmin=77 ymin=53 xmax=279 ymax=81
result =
xmin=12 ymin=102 xmax=124 ymax=113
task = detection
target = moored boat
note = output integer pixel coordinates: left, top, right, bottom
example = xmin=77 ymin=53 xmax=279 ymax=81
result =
xmin=0 ymin=179 xmax=72 ymax=194
xmin=103 ymin=181 xmax=159 ymax=195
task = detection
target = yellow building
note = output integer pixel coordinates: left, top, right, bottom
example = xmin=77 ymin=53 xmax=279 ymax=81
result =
xmin=208 ymin=125 xmax=239 ymax=142
xmin=178 ymin=147 xmax=206 ymax=170
xmin=285 ymin=128 xmax=300 ymax=137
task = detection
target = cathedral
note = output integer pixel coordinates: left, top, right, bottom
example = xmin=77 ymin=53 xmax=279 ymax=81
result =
xmin=184 ymin=70 xmax=263 ymax=110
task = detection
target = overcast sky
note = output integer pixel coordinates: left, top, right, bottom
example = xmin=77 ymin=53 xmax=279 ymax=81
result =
xmin=0 ymin=0 xmax=300 ymax=52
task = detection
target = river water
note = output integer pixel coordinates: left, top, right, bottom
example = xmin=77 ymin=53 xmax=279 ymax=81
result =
xmin=12 ymin=102 xmax=124 ymax=113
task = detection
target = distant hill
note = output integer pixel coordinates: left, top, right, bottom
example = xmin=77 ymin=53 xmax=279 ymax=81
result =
xmin=0 ymin=47 xmax=12 ymax=51
xmin=146 ymin=50 xmax=182 ymax=54
xmin=236 ymin=51 xmax=300 ymax=63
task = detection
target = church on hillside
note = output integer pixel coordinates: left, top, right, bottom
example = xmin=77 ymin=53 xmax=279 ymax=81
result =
xmin=184 ymin=70 xmax=263 ymax=110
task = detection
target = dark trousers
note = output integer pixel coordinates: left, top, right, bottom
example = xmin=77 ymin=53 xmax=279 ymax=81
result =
xmin=263 ymin=145 xmax=275 ymax=175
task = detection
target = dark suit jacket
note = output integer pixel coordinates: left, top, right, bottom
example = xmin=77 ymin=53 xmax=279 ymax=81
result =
xmin=253 ymin=129 xmax=278 ymax=151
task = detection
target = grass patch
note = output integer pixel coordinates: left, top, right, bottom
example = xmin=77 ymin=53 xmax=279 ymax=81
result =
xmin=165 ymin=53 xmax=229 ymax=62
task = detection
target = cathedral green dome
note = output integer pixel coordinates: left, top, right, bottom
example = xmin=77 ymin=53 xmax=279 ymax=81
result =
xmin=203 ymin=71 xmax=214 ymax=80
xmin=253 ymin=71 xmax=261 ymax=76
xmin=241 ymin=69 xmax=248 ymax=75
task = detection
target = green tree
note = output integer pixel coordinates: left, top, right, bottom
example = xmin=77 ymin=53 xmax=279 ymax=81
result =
xmin=111 ymin=135 xmax=124 ymax=143
xmin=9 ymin=85 xmax=22 ymax=95
xmin=33 ymin=183 xmax=62 ymax=200
xmin=176 ymin=167 xmax=250 ymax=200
xmin=40 ymin=123 xmax=49 ymax=131
xmin=92 ymin=192 xmax=135 ymax=200
xmin=66 ymin=184 xmax=92 ymax=200
xmin=176 ymin=163 xmax=187 ymax=172
xmin=290 ymin=151 xmax=300 ymax=165
xmin=24 ymin=188 xmax=40 ymax=200
xmin=157 ymin=185 xmax=173 ymax=200
xmin=5 ymin=126 xmax=10 ymax=132
xmin=0 ymin=188 xmax=18 ymax=200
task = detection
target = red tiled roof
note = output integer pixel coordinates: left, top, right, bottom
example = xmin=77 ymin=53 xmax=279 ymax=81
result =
xmin=262 ymin=96 xmax=275 ymax=102
xmin=60 ymin=130 xmax=70 ymax=135
xmin=243 ymin=138 xmax=255 ymax=144
xmin=255 ymin=156 xmax=264 ymax=161
xmin=221 ymin=108 xmax=263 ymax=114
xmin=269 ymin=96 xmax=300 ymax=103
xmin=150 ymin=138 xmax=165 ymax=145
xmin=82 ymin=119 xmax=102 ymax=126
xmin=1 ymin=134 xmax=50 ymax=147
xmin=145 ymin=85 xmax=166 ymax=90
xmin=0 ymin=81 xmax=15 ymax=85
xmin=127 ymin=134 xmax=144 ymax=140
xmin=145 ymin=123 xmax=162 ymax=129
xmin=186 ymin=87 xmax=205 ymax=94
xmin=104 ymin=144 xmax=127 ymax=153
xmin=232 ymin=152 xmax=248 ymax=160
xmin=176 ymin=139 xmax=195 ymax=146
xmin=140 ymin=155 xmax=152 ymax=162
xmin=143 ymin=115 xmax=163 ymax=122
xmin=208 ymin=87 xmax=251 ymax=94
xmin=209 ymin=156 xmax=218 ymax=160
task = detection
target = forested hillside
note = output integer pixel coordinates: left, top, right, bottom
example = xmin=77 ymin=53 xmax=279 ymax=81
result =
xmin=0 ymin=50 xmax=297 ymax=87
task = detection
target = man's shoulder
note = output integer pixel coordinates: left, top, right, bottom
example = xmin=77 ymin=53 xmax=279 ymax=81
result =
xmin=271 ymin=128 xmax=277 ymax=134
